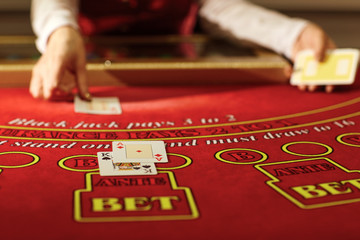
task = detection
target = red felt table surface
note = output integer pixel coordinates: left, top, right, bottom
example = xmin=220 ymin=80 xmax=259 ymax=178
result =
xmin=1 ymin=79 xmax=360 ymax=240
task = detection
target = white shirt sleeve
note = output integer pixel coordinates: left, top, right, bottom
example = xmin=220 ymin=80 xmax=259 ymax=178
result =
xmin=199 ymin=0 xmax=308 ymax=59
xmin=31 ymin=0 xmax=79 ymax=53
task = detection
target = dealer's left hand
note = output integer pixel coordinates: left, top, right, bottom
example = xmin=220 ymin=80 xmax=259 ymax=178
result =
xmin=288 ymin=23 xmax=336 ymax=93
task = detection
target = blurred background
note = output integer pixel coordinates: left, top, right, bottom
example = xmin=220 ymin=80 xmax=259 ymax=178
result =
xmin=0 ymin=0 xmax=359 ymax=48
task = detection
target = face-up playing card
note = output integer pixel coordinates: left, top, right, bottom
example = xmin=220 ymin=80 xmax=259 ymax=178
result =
xmin=74 ymin=96 xmax=122 ymax=115
xmin=97 ymin=152 xmax=157 ymax=176
xmin=290 ymin=48 xmax=359 ymax=86
xmin=112 ymin=141 xmax=168 ymax=163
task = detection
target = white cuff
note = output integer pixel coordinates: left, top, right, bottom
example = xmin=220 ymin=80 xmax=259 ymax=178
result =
xmin=274 ymin=18 xmax=308 ymax=59
xmin=31 ymin=0 xmax=79 ymax=53
xmin=35 ymin=12 xmax=79 ymax=53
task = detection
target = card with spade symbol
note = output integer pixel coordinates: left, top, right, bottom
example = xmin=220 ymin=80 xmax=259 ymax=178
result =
xmin=97 ymin=152 xmax=157 ymax=176
xmin=112 ymin=141 xmax=168 ymax=163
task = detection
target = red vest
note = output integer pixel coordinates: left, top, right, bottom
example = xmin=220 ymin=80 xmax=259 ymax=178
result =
xmin=79 ymin=0 xmax=198 ymax=36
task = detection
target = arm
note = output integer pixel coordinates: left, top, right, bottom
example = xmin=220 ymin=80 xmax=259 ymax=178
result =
xmin=199 ymin=0 xmax=307 ymax=60
xmin=30 ymin=0 xmax=90 ymax=100
xmin=199 ymin=0 xmax=336 ymax=92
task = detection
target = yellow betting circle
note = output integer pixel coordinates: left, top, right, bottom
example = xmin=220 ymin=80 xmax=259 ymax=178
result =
xmin=336 ymin=133 xmax=360 ymax=147
xmin=282 ymin=141 xmax=333 ymax=157
xmin=157 ymin=153 xmax=192 ymax=170
xmin=0 ymin=151 xmax=40 ymax=168
xmin=215 ymin=148 xmax=268 ymax=165
xmin=58 ymin=155 xmax=99 ymax=172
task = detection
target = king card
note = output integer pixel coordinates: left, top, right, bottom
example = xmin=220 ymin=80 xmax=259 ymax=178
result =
xmin=74 ymin=96 xmax=122 ymax=115
xmin=290 ymin=48 xmax=359 ymax=86
xmin=97 ymin=152 xmax=157 ymax=176
xmin=112 ymin=141 xmax=168 ymax=163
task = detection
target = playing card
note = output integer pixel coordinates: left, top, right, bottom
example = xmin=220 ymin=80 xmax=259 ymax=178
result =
xmin=74 ymin=96 xmax=122 ymax=115
xmin=97 ymin=152 xmax=157 ymax=176
xmin=290 ymin=48 xmax=359 ymax=86
xmin=112 ymin=141 xmax=168 ymax=163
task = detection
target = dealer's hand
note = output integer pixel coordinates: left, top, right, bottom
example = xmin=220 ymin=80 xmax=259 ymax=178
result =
xmin=30 ymin=26 xmax=91 ymax=101
xmin=290 ymin=23 xmax=336 ymax=93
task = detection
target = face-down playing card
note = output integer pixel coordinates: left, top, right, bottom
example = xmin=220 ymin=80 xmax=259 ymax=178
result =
xmin=112 ymin=141 xmax=168 ymax=163
xmin=97 ymin=152 xmax=157 ymax=176
xmin=290 ymin=48 xmax=359 ymax=86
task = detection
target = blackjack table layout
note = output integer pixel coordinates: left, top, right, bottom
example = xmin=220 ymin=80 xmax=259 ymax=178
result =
xmin=0 ymin=35 xmax=360 ymax=240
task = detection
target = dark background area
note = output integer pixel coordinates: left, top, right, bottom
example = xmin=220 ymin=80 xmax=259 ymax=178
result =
xmin=0 ymin=1 xmax=359 ymax=49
